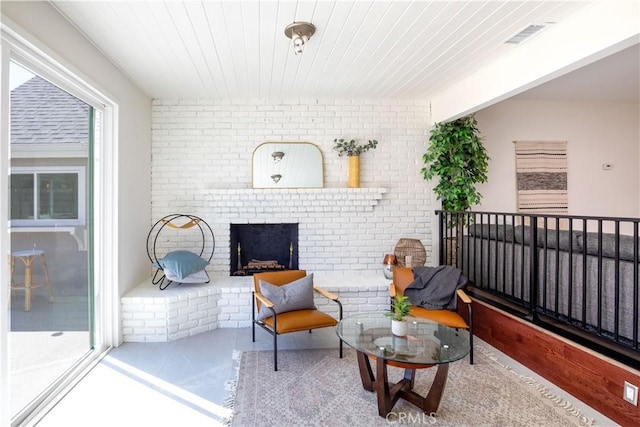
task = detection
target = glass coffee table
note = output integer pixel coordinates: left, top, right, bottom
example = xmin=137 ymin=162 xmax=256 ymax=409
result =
xmin=336 ymin=312 xmax=470 ymax=417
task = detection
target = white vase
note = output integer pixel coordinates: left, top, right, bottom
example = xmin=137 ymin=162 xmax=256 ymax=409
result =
xmin=391 ymin=319 xmax=408 ymax=336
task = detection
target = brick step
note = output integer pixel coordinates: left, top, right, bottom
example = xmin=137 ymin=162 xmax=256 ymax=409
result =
xmin=121 ymin=272 xmax=390 ymax=342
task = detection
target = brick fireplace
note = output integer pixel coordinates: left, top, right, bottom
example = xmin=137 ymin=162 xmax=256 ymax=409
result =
xmin=230 ymin=223 xmax=298 ymax=275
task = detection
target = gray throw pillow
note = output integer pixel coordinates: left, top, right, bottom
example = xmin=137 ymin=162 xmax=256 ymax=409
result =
xmin=256 ymin=273 xmax=317 ymax=321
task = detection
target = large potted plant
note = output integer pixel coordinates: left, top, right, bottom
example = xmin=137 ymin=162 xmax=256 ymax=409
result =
xmin=333 ymin=138 xmax=378 ymax=188
xmin=421 ymin=114 xmax=489 ymax=263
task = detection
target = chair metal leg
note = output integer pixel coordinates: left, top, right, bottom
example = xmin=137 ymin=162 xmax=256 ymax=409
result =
xmin=273 ymin=331 xmax=278 ymax=371
xmin=251 ymin=293 xmax=256 ymax=342
xmin=273 ymin=311 xmax=278 ymax=371
xmin=337 ymin=298 xmax=344 ymax=359
xmin=467 ymin=300 xmax=474 ymax=364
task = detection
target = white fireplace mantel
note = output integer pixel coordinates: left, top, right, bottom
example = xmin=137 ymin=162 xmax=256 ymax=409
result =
xmin=200 ymin=187 xmax=387 ymax=213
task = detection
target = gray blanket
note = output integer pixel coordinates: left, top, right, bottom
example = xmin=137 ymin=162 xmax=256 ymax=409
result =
xmin=404 ymin=266 xmax=468 ymax=310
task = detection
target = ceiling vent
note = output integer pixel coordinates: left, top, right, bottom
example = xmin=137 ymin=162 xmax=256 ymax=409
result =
xmin=504 ymin=24 xmax=549 ymax=45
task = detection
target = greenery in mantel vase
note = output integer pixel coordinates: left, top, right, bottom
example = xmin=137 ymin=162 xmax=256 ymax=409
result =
xmin=333 ymin=138 xmax=378 ymax=157
xmin=334 ymin=138 xmax=379 ymax=188
xmin=421 ymin=114 xmax=489 ymax=218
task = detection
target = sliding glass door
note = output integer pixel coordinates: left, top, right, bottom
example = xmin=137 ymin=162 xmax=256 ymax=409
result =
xmin=7 ymin=60 xmax=95 ymax=421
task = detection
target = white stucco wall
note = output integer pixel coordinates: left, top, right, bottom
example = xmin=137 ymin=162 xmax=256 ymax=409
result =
xmin=475 ymin=99 xmax=640 ymax=218
xmin=1 ymin=1 xmax=152 ymax=343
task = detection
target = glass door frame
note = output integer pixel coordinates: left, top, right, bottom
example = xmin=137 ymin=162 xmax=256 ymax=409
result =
xmin=1 ymin=23 xmax=119 ymax=427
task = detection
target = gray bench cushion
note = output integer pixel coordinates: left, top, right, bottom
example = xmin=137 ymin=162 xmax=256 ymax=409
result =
xmin=581 ymin=232 xmax=639 ymax=262
xmin=467 ymin=224 xmax=515 ymax=241
xmin=513 ymin=226 xmax=582 ymax=251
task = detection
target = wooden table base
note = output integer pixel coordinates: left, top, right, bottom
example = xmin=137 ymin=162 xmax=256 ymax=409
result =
xmin=356 ymin=351 xmax=449 ymax=418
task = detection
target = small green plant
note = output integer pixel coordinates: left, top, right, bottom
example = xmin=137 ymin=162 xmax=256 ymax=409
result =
xmin=333 ymin=138 xmax=378 ymax=157
xmin=386 ymin=295 xmax=411 ymax=321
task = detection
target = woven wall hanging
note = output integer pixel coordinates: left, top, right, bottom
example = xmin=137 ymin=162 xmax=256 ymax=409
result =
xmin=514 ymin=140 xmax=568 ymax=215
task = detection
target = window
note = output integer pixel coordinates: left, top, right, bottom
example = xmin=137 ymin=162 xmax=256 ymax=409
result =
xmin=10 ymin=166 xmax=85 ymax=226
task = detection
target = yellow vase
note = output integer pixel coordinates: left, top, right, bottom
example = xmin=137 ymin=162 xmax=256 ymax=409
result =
xmin=348 ymin=156 xmax=360 ymax=188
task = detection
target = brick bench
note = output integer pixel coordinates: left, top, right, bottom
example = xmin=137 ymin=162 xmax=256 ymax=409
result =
xmin=121 ymin=272 xmax=390 ymax=342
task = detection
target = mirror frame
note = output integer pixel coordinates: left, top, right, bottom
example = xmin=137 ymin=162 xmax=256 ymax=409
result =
xmin=252 ymin=142 xmax=324 ymax=189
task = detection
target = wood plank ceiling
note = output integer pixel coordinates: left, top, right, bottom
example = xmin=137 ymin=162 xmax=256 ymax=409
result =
xmin=51 ymin=1 xmax=595 ymax=100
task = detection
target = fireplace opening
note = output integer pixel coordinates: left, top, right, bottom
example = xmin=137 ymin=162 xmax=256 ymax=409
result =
xmin=230 ymin=223 xmax=299 ymax=276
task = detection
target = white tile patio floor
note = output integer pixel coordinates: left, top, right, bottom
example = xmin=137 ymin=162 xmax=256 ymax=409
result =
xmin=24 ymin=327 xmax=617 ymax=427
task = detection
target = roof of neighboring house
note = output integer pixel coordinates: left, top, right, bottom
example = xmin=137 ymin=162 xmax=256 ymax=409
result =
xmin=11 ymin=75 xmax=90 ymax=144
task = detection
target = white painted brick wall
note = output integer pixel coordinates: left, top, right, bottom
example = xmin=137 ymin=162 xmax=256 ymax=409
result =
xmin=151 ymin=99 xmax=433 ymax=275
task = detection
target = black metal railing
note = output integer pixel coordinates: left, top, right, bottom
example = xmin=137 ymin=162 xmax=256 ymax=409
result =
xmin=437 ymin=210 xmax=640 ymax=367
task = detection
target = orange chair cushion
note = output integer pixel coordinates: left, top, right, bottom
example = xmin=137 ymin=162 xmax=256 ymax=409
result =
xmin=393 ymin=267 xmax=415 ymax=294
xmin=409 ymin=306 xmax=468 ymax=329
xmin=261 ymin=309 xmax=338 ymax=334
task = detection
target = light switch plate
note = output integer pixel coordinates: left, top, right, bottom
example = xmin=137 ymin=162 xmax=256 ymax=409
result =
xmin=624 ymin=381 xmax=638 ymax=405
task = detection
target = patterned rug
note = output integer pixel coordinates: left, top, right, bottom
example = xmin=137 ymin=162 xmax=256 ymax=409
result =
xmin=227 ymin=346 xmax=594 ymax=427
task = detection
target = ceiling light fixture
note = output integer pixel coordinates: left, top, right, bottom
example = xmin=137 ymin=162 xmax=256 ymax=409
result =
xmin=284 ymin=22 xmax=315 ymax=56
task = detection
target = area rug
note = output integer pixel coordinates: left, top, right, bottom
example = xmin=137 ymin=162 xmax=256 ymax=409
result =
xmin=227 ymin=346 xmax=594 ymax=427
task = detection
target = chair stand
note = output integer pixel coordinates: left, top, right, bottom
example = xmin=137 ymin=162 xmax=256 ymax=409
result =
xmin=252 ymin=290 xmax=343 ymax=371
xmin=9 ymin=249 xmax=54 ymax=312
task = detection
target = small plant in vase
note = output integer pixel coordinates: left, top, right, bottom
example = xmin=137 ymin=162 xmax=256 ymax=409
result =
xmin=333 ymin=138 xmax=378 ymax=188
xmin=386 ymin=295 xmax=411 ymax=336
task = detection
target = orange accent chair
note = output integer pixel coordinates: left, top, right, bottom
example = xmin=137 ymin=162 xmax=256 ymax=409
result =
xmin=252 ymin=270 xmax=343 ymax=371
xmin=390 ymin=267 xmax=474 ymax=364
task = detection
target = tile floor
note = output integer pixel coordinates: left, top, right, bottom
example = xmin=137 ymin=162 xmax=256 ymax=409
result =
xmin=10 ymin=331 xmax=89 ymax=414
xmin=33 ymin=327 xmax=616 ymax=427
